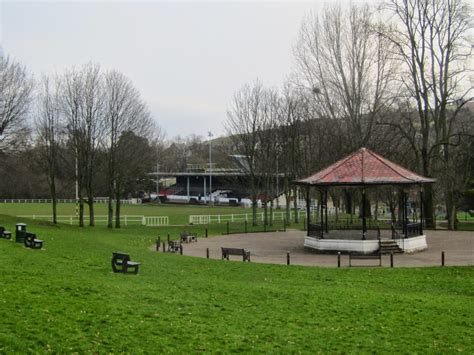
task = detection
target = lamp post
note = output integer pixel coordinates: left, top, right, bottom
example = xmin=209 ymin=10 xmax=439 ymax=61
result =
xmin=156 ymin=163 xmax=160 ymax=203
xmin=208 ymin=131 xmax=213 ymax=205
xmin=75 ymin=151 xmax=79 ymax=218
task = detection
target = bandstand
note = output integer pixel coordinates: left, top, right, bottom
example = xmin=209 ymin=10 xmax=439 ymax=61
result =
xmin=294 ymin=148 xmax=435 ymax=254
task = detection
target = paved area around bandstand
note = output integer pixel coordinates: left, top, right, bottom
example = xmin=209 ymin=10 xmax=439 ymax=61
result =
xmin=180 ymin=230 xmax=473 ymax=267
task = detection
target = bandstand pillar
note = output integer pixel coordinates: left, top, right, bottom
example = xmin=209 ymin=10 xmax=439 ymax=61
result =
xmin=419 ymin=186 xmax=424 ymax=235
xmin=362 ymin=189 xmax=367 ymax=240
xmin=404 ymin=190 xmax=409 ymax=239
xmin=319 ymin=190 xmax=324 ymax=236
xmin=306 ymin=186 xmax=311 ymax=235
xmin=324 ymin=190 xmax=329 ymax=233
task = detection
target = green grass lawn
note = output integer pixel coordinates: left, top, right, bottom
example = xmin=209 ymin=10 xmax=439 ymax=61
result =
xmin=0 ymin=214 xmax=472 ymax=353
xmin=0 ymin=202 xmax=270 ymax=225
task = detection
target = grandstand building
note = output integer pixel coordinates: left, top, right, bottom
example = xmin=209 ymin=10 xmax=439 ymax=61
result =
xmin=150 ymin=156 xmax=284 ymax=206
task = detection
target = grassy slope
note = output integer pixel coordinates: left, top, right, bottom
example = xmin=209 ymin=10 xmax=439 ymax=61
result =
xmin=0 ymin=215 xmax=472 ymax=353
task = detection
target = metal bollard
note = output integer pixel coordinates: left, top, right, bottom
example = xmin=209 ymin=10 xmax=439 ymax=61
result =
xmin=390 ymin=252 xmax=394 ymax=268
xmin=441 ymin=251 xmax=445 ymax=267
xmin=287 ymin=252 xmax=290 ymax=265
xmin=162 ymin=242 xmax=165 ymax=253
xmin=337 ymin=252 xmax=341 ymax=268
xmin=205 ymin=228 xmax=208 ymax=238
xmin=156 ymin=236 xmax=160 ymax=251
xmin=167 ymin=233 xmax=170 ymax=243
xmin=180 ymin=245 xmax=183 ymax=255
xmin=206 ymin=248 xmax=209 ymax=259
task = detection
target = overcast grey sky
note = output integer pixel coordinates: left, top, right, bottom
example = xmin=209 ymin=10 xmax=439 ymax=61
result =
xmin=1 ymin=1 xmax=333 ymax=138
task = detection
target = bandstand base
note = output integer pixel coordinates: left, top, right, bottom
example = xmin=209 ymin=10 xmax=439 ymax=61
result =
xmin=304 ymin=235 xmax=428 ymax=254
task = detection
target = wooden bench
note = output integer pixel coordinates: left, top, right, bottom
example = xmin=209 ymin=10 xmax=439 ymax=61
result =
xmin=168 ymin=240 xmax=183 ymax=253
xmin=349 ymin=253 xmax=381 ymax=267
xmin=111 ymin=252 xmax=141 ymax=274
xmin=180 ymin=231 xmax=197 ymax=243
xmin=23 ymin=232 xmax=43 ymax=249
xmin=0 ymin=226 xmax=12 ymax=240
xmin=221 ymin=247 xmax=251 ymax=262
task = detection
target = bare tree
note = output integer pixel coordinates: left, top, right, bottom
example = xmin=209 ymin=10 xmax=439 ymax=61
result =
xmin=226 ymin=81 xmax=265 ymax=225
xmin=295 ymin=4 xmax=396 ymax=151
xmin=256 ymin=87 xmax=280 ymax=226
xmin=61 ymin=67 xmax=87 ymax=226
xmin=35 ymin=76 xmax=62 ymax=223
xmin=103 ymin=70 xmax=152 ymax=228
xmin=0 ymin=55 xmax=34 ymax=151
xmin=81 ymin=64 xmax=105 ymax=226
xmin=382 ymin=0 xmax=473 ymax=229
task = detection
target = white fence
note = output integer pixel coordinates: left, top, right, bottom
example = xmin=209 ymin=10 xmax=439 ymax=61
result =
xmin=143 ymin=216 xmax=169 ymax=226
xmin=189 ymin=210 xmax=318 ymax=225
xmin=1 ymin=198 xmax=141 ymax=204
xmin=16 ymin=215 xmax=169 ymax=226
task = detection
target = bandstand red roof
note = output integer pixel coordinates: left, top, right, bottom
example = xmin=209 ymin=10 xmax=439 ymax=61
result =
xmin=296 ymin=148 xmax=435 ymax=186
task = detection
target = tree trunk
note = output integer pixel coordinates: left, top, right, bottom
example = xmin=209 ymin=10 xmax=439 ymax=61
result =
xmin=88 ymin=194 xmax=95 ymax=227
xmin=446 ymin=188 xmax=456 ymax=230
xmin=293 ymin=186 xmax=299 ymax=223
xmin=285 ymin=193 xmax=291 ymax=224
xmin=375 ymin=198 xmax=379 ymax=222
xmin=79 ymin=197 xmax=84 ymax=227
xmin=115 ymin=190 xmax=121 ymax=229
xmin=252 ymin=194 xmax=257 ymax=227
xmin=345 ymin=190 xmax=352 ymax=214
xmin=52 ymin=195 xmax=57 ymax=225
xmin=50 ymin=175 xmax=57 ymax=224
xmin=108 ymin=196 xmax=113 ymax=228
xmin=423 ymin=183 xmax=434 ymax=228
xmin=270 ymin=199 xmax=274 ymax=226
xmin=397 ymin=190 xmax=404 ymax=224
xmin=263 ymin=200 xmax=268 ymax=227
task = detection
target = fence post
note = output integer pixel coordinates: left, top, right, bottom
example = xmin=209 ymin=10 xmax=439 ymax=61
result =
xmin=390 ymin=252 xmax=394 ymax=268
xmin=303 ymin=217 xmax=306 ymax=231
xmin=124 ymin=215 xmax=127 ymax=226
xmin=337 ymin=252 xmax=341 ymax=268
xmin=70 ymin=216 xmax=73 ymax=225
xmin=142 ymin=216 xmax=146 ymax=225
xmin=287 ymin=252 xmax=290 ymax=265
xmin=206 ymin=248 xmax=209 ymax=259
xmin=226 ymin=221 xmax=230 ymax=235
xmin=441 ymin=251 xmax=445 ymax=267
